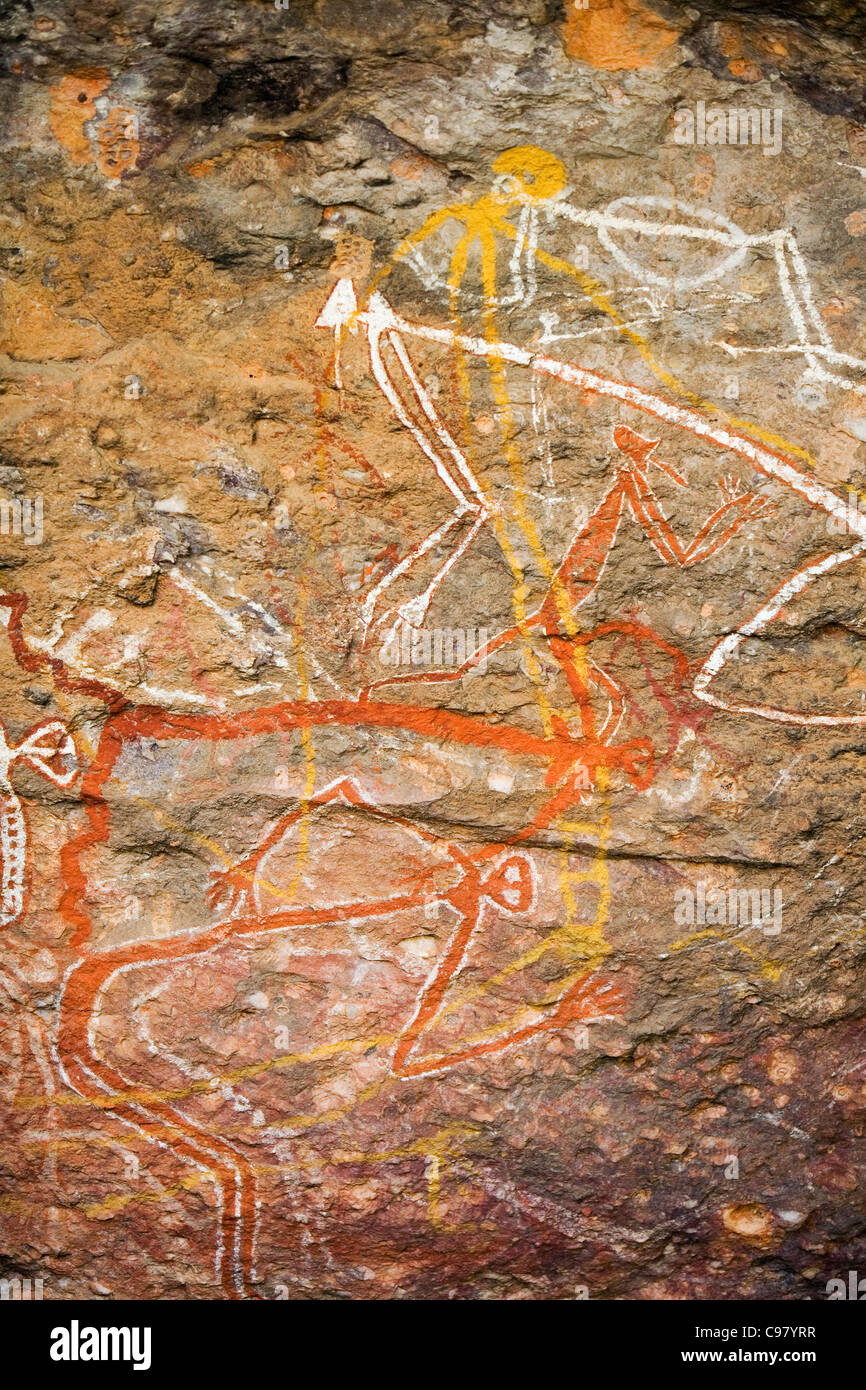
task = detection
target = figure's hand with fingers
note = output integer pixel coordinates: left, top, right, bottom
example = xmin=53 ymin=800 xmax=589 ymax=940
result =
xmin=717 ymin=474 xmax=744 ymax=505
xmin=206 ymin=863 xmax=257 ymax=917
xmin=740 ymin=493 xmax=775 ymax=523
xmin=716 ymin=475 xmax=774 ymax=522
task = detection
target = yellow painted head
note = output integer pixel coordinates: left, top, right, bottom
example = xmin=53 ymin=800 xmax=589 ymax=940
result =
xmin=491 ymin=145 xmax=566 ymax=204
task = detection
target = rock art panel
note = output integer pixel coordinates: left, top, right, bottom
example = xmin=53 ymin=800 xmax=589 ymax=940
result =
xmin=0 ymin=0 xmax=865 ymax=1305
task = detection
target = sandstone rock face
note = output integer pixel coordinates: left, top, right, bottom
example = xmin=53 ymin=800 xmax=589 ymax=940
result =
xmin=1 ymin=0 xmax=865 ymax=1302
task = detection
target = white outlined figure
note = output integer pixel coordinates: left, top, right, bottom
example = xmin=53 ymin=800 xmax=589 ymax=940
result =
xmin=0 ymin=719 xmax=76 ymax=926
xmin=318 ymin=280 xmax=493 ymax=642
xmin=552 ymin=195 xmax=866 ymax=396
xmin=693 ymin=539 xmax=866 ymax=725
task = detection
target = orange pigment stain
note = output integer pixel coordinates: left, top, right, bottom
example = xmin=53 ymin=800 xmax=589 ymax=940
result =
xmin=562 ymin=0 xmax=679 ymax=71
xmin=48 ymin=70 xmax=139 ymax=179
xmin=48 ymin=68 xmax=110 ymax=164
xmin=389 ymin=155 xmax=427 ymax=182
xmin=728 ymin=58 xmax=763 ymax=82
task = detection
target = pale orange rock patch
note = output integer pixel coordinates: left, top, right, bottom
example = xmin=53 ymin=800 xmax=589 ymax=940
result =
xmin=185 ymin=158 xmax=215 ymax=178
xmin=389 ymin=155 xmax=426 ymax=182
xmin=848 ymin=126 xmax=866 ymax=162
xmin=0 ymin=280 xmax=110 ymax=360
xmin=717 ymin=22 xmax=742 ymax=57
xmin=767 ymin=1049 xmax=799 ymax=1084
xmin=562 ymin=0 xmax=679 ymax=72
xmin=330 ymin=232 xmax=374 ymax=281
xmin=822 ymin=295 xmax=860 ymax=319
xmin=722 ymin=1203 xmax=776 ymax=1241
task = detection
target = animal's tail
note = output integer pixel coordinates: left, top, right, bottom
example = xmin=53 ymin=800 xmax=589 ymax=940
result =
xmin=59 ymin=950 xmax=261 ymax=1299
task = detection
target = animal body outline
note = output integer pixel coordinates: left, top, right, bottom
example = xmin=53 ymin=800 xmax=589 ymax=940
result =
xmin=0 ymin=581 xmax=646 ymax=1300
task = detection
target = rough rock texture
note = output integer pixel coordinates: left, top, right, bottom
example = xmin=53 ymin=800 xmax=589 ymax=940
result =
xmin=1 ymin=0 xmax=865 ymax=1301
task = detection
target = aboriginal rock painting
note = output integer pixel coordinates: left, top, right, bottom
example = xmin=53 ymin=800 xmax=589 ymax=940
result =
xmin=4 ymin=143 xmax=866 ymax=1301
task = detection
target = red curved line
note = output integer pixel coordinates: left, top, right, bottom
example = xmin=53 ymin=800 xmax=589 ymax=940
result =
xmin=0 ymin=593 xmax=125 ymax=711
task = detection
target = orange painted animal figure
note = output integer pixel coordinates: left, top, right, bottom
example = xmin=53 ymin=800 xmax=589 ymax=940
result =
xmin=0 ymin=589 xmax=661 ymax=1299
xmin=0 ymin=417 xmax=802 ymax=1300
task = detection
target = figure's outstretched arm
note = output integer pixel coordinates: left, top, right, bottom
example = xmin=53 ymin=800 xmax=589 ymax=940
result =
xmin=626 ymin=471 xmax=772 ymax=568
xmin=206 ymin=777 xmax=475 ymax=919
xmin=205 ymin=778 xmax=369 ymax=918
xmin=371 ymin=203 xmax=466 ymax=292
